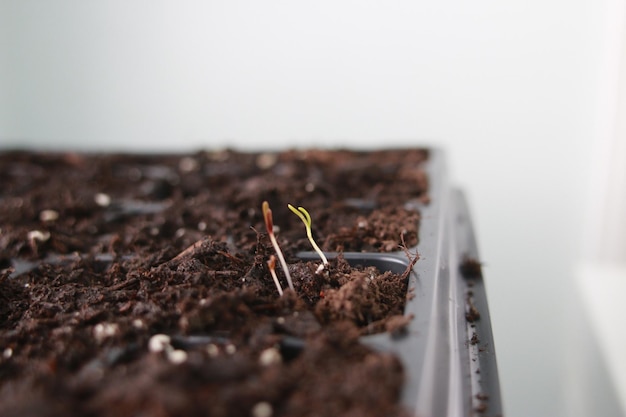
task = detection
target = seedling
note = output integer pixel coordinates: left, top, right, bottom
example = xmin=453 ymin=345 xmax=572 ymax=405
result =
xmin=287 ymin=204 xmax=328 ymax=273
xmin=262 ymin=201 xmax=295 ymax=292
xmin=266 ymin=255 xmax=284 ymax=296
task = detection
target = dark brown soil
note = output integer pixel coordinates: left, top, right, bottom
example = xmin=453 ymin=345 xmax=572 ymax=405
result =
xmin=0 ymin=149 xmax=428 ymax=417
xmin=460 ymin=256 xmax=483 ymax=280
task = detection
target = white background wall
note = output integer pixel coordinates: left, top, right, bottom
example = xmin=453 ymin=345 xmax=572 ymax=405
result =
xmin=1 ymin=1 xmax=624 ymax=416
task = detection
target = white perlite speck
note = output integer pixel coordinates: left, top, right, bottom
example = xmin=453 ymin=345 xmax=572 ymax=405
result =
xmin=256 ymin=153 xmax=277 ymax=170
xmin=148 ymin=334 xmax=171 ymax=353
xmin=3 ymin=348 xmax=13 ymax=359
xmin=167 ymin=349 xmax=188 ymax=364
xmin=39 ymin=209 xmax=59 ymax=222
xmin=179 ymin=157 xmax=199 ymax=173
xmin=27 ymin=230 xmax=50 ymax=242
xmin=206 ymin=344 xmax=219 ymax=358
xmin=251 ymin=402 xmax=273 ymax=417
xmin=225 ymin=344 xmax=237 ymax=355
xmin=94 ymin=193 xmax=111 ymax=207
xmin=148 ymin=334 xmax=188 ymax=364
xmin=258 ymin=347 xmax=282 ymax=366
xmin=93 ymin=323 xmax=119 ymax=343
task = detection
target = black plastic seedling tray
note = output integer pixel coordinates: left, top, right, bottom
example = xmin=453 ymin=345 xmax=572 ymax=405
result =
xmin=299 ymin=150 xmax=502 ymax=417
xmin=1 ymin=148 xmax=500 ymax=416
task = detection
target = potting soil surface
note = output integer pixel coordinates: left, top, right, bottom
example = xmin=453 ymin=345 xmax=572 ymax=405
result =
xmin=0 ymin=149 xmax=429 ymax=417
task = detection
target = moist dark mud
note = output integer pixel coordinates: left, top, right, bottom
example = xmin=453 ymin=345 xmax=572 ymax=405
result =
xmin=0 ymin=149 xmax=428 ymax=417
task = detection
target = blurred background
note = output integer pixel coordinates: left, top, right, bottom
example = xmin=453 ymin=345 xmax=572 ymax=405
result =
xmin=1 ymin=1 xmax=625 ymax=416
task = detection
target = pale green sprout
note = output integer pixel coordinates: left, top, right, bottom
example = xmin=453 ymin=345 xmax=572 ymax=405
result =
xmin=287 ymin=204 xmax=329 ymax=273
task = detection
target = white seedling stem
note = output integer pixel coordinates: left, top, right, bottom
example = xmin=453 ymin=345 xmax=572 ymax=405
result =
xmin=307 ymin=230 xmax=328 ymax=266
xmin=267 ymin=255 xmax=284 ymax=296
xmin=268 ymin=233 xmax=294 ymax=291
xmin=262 ymin=201 xmax=295 ymax=292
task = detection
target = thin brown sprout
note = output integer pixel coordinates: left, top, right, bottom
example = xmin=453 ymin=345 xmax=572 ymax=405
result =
xmin=262 ymin=201 xmax=295 ymax=292
xmin=267 ymin=255 xmax=284 ymax=296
